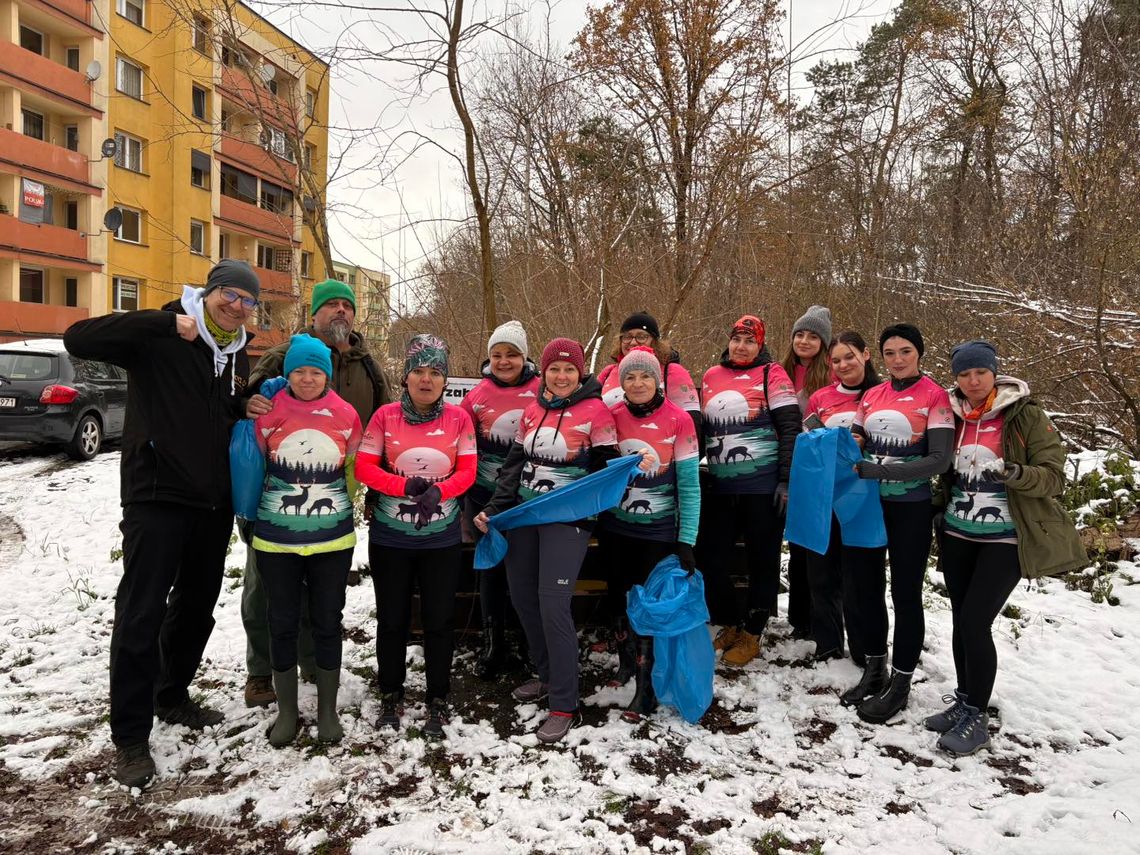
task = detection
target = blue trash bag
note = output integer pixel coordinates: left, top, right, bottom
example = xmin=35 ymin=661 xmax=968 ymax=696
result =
xmin=230 ymin=419 xmax=265 ymax=521
xmin=259 ymin=376 xmax=288 ymax=398
xmin=627 ymin=555 xmax=714 ymax=724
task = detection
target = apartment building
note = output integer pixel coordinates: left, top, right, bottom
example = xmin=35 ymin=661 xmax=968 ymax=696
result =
xmin=329 ymin=258 xmax=391 ymax=349
xmin=0 ymin=0 xmax=329 ymax=352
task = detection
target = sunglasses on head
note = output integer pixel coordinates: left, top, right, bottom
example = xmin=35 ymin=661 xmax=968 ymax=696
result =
xmin=218 ymin=288 xmax=259 ymax=310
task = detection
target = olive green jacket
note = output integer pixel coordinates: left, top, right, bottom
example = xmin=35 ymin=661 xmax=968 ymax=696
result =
xmin=936 ymin=378 xmax=1087 ymax=579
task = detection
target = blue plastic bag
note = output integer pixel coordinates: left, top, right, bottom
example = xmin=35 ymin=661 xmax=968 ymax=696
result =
xmin=230 ymin=418 xmax=265 ymax=521
xmin=627 ymin=555 xmax=714 ymax=723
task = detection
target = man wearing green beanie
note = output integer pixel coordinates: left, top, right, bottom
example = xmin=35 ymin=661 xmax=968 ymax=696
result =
xmin=238 ymin=276 xmax=391 ymax=708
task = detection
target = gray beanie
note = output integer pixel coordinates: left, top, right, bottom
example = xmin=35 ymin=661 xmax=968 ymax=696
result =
xmin=618 ymin=346 xmax=662 ymax=386
xmin=204 ymin=259 xmax=260 ymax=299
xmin=951 ymin=340 xmax=999 ymax=376
xmin=793 ymin=305 xmax=832 ymax=344
xmin=488 ymin=319 xmax=528 ymax=359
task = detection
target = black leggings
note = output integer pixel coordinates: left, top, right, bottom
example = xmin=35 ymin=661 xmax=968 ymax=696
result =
xmin=940 ymin=535 xmax=1022 ymax=709
xmin=698 ymin=492 xmax=785 ymax=633
xmin=848 ymin=500 xmax=933 ymax=672
xmin=597 ymin=530 xmax=676 ymax=619
xmin=258 ymin=548 xmax=351 ymax=672
xmin=804 ymin=514 xmax=867 ymax=661
xmin=787 ymin=544 xmax=812 ymax=633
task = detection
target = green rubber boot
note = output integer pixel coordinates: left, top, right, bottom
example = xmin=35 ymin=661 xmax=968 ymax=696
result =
xmin=267 ymin=668 xmax=299 ymax=747
xmin=316 ymin=667 xmax=344 ymax=743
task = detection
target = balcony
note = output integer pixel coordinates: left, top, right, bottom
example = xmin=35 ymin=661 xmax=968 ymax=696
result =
xmin=0 ymin=41 xmax=97 ymax=114
xmin=218 ymin=195 xmax=296 ymax=245
xmin=220 ymin=134 xmax=297 ymax=184
xmin=0 ymin=129 xmax=96 ymax=194
xmin=254 ymin=266 xmax=294 ymax=297
xmin=219 ymin=66 xmax=295 ymax=125
xmin=0 ymin=301 xmax=89 ymax=341
xmin=0 ymin=216 xmax=97 ymax=270
xmin=27 ymin=0 xmax=98 ymax=32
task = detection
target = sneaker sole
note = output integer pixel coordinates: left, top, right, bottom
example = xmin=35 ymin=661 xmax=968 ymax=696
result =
xmin=856 ymin=704 xmax=907 ymax=725
xmin=939 ymin=738 xmax=991 ymax=757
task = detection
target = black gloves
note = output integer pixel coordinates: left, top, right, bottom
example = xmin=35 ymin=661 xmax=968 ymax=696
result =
xmin=412 ymin=485 xmax=442 ymax=530
xmin=405 ymin=476 xmax=431 ymax=497
xmin=676 ymin=542 xmax=697 ymax=576
xmin=855 ymin=460 xmax=886 ymax=480
xmin=773 ymin=482 xmax=789 ymax=516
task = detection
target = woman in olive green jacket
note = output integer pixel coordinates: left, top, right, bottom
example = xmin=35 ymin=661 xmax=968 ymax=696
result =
xmin=927 ymin=341 xmax=1085 ymax=758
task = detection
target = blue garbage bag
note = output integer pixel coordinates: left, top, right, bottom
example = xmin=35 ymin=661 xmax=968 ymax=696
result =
xmin=258 ymin=376 xmax=288 ymax=398
xmin=474 ymin=454 xmax=642 ymax=569
xmin=627 ymin=555 xmax=714 ymax=723
xmin=786 ymin=428 xmax=886 ymax=553
xmin=230 ymin=418 xmax=265 ymax=521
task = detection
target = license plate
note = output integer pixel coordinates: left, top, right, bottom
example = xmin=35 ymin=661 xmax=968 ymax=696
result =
xmin=0 ymin=397 xmax=15 ymax=408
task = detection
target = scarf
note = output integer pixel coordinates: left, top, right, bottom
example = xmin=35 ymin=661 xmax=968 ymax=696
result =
xmin=203 ymin=310 xmax=239 ymax=348
xmin=401 ymin=389 xmax=444 ymax=425
xmin=963 ymin=387 xmax=998 ymax=421
xmin=624 ymin=389 xmax=665 ymax=418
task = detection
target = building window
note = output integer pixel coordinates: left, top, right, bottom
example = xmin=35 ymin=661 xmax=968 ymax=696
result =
xmin=65 ymin=125 xmax=79 ymax=152
xmin=190 ymin=220 xmax=206 ymax=255
xmin=305 ymin=88 xmax=316 ymax=118
xmin=300 ymin=251 xmax=312 ymax=278
xmin=117 ymin=0 xmax=144 ymax=27
xmin=19 ymin=269 xmax=45 ymax=303
xmin=264 ymin=126 xmax=293 ymax=161
xmin=65 ymin=278 xmax=79 ymax=307
xmin=116 ymin=57 xmax=143 ymax=100
xmin=192 ymin=15 xmax=209 ymax=53
xmin=256 ymin=244 xmax=274 ymax=269
xmin=113 ymin=277 xmax=139 ymax=312
xmin=190 ymin=149 xmax=211 ymax=189
xmin=192 ymin=85 xmax=208 ymax=120
xmin=347 ymin=272 xmax=357 ymax=286
xmin=218 ymin=232 xmax=230 ymax=259
xmin=260 ymin=180 xmax=293 ymax=215
xmin=114 ymin=206 xmax=142 ymax=243
xmin=303 ymin=143 xmax=315 ymax=170
xmin=220 ymin=163 xmax=257 ymax=204
xmin=220 ymin=108 xmax=231 ymax=133
xmin=19 ymin=26 xmax=45 ymax=55
xmin=67 ymin=47 xmax=81 ymax=71
xmin=114 ymin=131 xmax=143 ymax=172
xmin=66 ymin=201 xmax=79 ymax=230
xmin=21 ymin=109 xmax=45 ymax=141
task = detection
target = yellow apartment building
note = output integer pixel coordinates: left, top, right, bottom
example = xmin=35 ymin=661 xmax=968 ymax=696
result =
xmin=329 ymin=258 xmax=391 ymax=349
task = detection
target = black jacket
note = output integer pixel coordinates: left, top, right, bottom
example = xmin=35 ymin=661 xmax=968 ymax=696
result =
xmin=63 ymin=299 xmax=251 ymax=509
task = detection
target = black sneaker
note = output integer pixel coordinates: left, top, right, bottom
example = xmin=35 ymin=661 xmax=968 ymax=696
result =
xmin=156 ymin=699 xmax=224 ymax=730
xmin=423 ymin=699 xmax=450 ymax=740
xmin=113 ymin=742 xmax=155 ymax=788
xmin=378 ymin=692 xmax=404 ymax=731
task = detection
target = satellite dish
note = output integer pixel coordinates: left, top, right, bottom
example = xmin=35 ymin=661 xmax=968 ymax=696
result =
xmin=302 ymin=196 xmax=318 ymax=212
xmin=259 ymin=63 xmax=276 ymax=84
xmin=85 ymin=60 xmax=102 ymax=82
xmin=101 ymin=138 xmax=118 ymax=158
xmin=103 ymin=208 xmax=124 ymax=232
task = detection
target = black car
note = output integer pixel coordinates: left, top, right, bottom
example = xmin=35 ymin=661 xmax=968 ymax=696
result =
xmin=0 ymin=338 xmax=128 ymax=460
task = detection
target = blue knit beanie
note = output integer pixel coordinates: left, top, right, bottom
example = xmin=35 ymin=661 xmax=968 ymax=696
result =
xmin=284 ymin=333 xmax=333 ymax=379
xmin=950 ymin=340 xmax=999 ymax=376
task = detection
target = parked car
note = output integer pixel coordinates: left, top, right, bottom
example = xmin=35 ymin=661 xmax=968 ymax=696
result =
xmin=0 ymin=338 xmax=128 ymax=460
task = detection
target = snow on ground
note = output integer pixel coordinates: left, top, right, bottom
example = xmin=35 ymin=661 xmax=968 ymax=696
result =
xmin=1 ymin=449 xmax=1138 ymax=854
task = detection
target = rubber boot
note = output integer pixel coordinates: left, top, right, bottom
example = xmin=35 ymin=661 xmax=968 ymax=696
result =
xmin=839 ymin=654 xmax=888 ymax=707
xmin=475 ymin=617 xmax=506 ymax=681
xmin=621 ymin=635 xmax=658 ymax=723
xmin=315 ymin=667 xmax=344 ymax=743
xmin=267 ymin=668 xmax=299 ymax=747
xmin=857 ymin=669 xmax=913 ymax=724
xmin=610 ymin=618 xmax=636 ymax=687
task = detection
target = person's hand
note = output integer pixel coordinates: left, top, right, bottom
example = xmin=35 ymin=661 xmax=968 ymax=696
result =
xmin=405 ymin=476 xmax=431 ymax=497
xmin=473 ymin=510 xmax=491 ymax=533
xmin=176 ymin=314 xmax=198 ymax=342
xmin=675 ymin=542 xmax=697 ymax=576
xmin=852 ymin=432 xmax=865 ymax=450
xmin=245 ymin=394 xmax=273 ymax=418
xmin=637 ymin=447 xmax=657 ymax=472
xmin=773 ymin=482 xmax=789 ymax=516
xmin=413 ymin=485 xmax=442 ymax=530
xmin=1002 ymin=463 xmax=1022 ymax=482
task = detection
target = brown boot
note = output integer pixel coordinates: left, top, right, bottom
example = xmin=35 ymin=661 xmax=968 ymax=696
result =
xmin=712 ymin=625 xmax=741 ymax=652
xmin=244 ymin=675 xmax=276 ymax=708
xmin=721 ymin=630 xmax=761 ymax=667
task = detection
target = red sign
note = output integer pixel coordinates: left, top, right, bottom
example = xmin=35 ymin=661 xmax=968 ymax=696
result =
xmin=22 ymin=180 xmax=44 ymax=208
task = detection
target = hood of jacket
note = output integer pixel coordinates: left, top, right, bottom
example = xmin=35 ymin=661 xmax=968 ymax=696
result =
xmin=176 ymin=286 xmax=249 ymax=390
xmin=537 ymin=373 xmax=603 ymax=410
xmin=949 ymin=374 xmax=1031 ymax=421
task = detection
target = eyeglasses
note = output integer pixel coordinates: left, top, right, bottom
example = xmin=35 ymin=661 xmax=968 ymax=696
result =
xmin=621 ymin=332 xmax=653 ymax=345
xmin=219 ymin=288 xmax=259 ymax=310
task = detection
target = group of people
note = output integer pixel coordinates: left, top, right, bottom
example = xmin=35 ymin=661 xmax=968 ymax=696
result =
xmin=63 ymin=259 xmax=1085 ymax=789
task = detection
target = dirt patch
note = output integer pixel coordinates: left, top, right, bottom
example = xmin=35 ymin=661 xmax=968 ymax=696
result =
xmin=885 ymin=800 xmax=913 ymax=814
xmin=799 ymin=716 xmax=837 ymax=745
xmin=0 ymin=511 xmax=26 ymax=567
xmin=700 ymin=699 xmax=753 ymax=735
xmin=343 ymin=625 xmax=372 ymax=645
xmin=752 ymin=793 xmax=801 ymax=820
xmin=622 ymin=798 xmax=691 ymax=848
xmin=629 ymin=744 xmax=699 ymax=783
xmin=880 ymin=745 xmax=934 ymax=768
xmin=998 ymin=776 xmax=1045 ymax=796
xmin=986 ymin=755 xmax=1032 ymax=777
xmin=690 ymin=816 xmax=733 ymax=835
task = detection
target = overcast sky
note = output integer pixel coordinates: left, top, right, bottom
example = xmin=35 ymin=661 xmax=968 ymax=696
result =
xmin=253 ymin=0 xmax=898 ymax=307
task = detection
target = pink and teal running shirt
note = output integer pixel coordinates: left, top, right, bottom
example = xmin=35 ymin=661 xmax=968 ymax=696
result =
xmin=944 ymin=411 xmax=1017 ymax=543
xmin=598 ymin=361 xmax=701 ymax=412
xmin=603 ymin=398 xmax=699 ymax=542
xmin=461 ymin=373 xmax=542 ymax=505
xmin=854 ymin=375 xmax=954 ymax=502
xmin=358 ymin=402 xmax=477 ymax=547
xmin=515 ymin=397 xmax=617 ymax=502
xmin=805 ymin=383 xmax=863 ymax=429
xmin=700 ymin=362 xmax=799 ymax=494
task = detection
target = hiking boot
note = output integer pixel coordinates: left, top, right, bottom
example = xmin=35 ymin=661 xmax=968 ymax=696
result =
xmin=315 ymin=667 xmax=343 ymax=743
xmin=113 ymin=742 xmax=155 ymax=789
xmin=712 ymin=625 xmax=741 ymax=652
xmin=621 ymin=635 xmax=657 ymax=724
xmin=857 ymin=669 xmax=913 ymax=724
xmin=924 ymin=690 xmax=969 ymax=734
xmin=267 ymin=669 xmax=299 ymax=747
xmin=244 ymin=675 xmax=276 ymax=708
xmin=156 ymin=698 xmax=224 ymax=730
xmin=511 ymin=678 xmax=549 ymax=704
xmin=378 ymin=691 xmax=404 ymax=731
xmin=721 ymin=630 xmax=761 ymax=667
xmin=610 ymin=624 xmax=637 ymax=687
xmin=536 ymin=710 xmax=581 ymax=744
xmin=937 ymin=704 xmax=990 ymax=756
xmin=475 ymin=618 xmax=506 ymax=681
xmin=423 ymin=699 xmax=450 ymax=740
xmin=840 ymin=654 xmax=888 ymax=707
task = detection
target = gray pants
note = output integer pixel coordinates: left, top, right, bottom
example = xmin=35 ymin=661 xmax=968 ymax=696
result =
xmin=505 ymin=523 xmax=590 ymax=713
xmin=240 ymin=535 xmax=316 ymax=677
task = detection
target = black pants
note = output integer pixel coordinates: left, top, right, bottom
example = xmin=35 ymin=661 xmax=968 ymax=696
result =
xmin=370 ymin=543 xmax=461 ymax=703
xmin=464 ymin=495 xmax=511 ymax=628
xmin=109 ymin=502 xmax=232 ymax=747
xmin=257 ymin=549 xmax=351 ymax=672
xmin=597 ymin=530 xmax=676 ymax=618
xmin=940 ymin=535 xmax=1022 ymax=709
xmin=698 ymin=492 xmax=785 ymax=633
xmin=848 ymin=500 xmax=932 ymax=672
xmin=804 ymin=515 xmax=866 ymax=661
xmin=787 ymin=544 xmax=812 ymax=633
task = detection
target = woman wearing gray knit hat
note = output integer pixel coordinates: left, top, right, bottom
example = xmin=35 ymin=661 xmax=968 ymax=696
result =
xmin=925 ymin=340 xmax=1083 ymax=757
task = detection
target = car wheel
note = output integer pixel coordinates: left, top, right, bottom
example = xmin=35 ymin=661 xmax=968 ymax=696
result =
xmin=67 ymin=414 xmax=102 ymax=461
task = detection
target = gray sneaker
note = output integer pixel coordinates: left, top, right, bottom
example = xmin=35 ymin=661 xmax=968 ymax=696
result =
xmin=924 ymin=691 xmax=969 ymax=734
xmin=113 ymin=742 xmax=155 ymax=788
xmin=511 ymin=678 xmax=549 ymax=704
xmin=536 ymin=710 xmax=581 ymax=744
xmin=937 ymin=705 xmax=991 ymax=757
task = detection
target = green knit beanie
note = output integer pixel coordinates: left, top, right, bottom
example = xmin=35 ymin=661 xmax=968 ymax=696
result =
xmin=310 ymin=278 xmax=356 ymax=315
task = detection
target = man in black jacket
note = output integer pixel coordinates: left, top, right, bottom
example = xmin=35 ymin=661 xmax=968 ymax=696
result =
xmin=64 ymin=260 xmax=259 ymax=788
